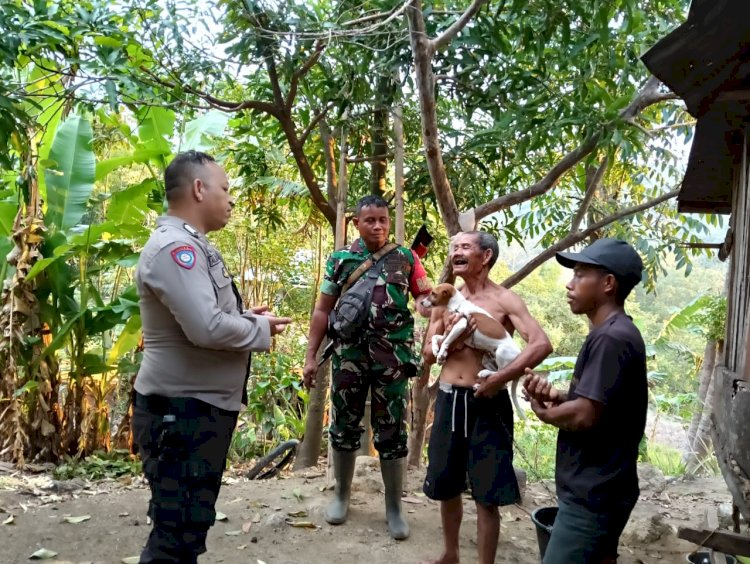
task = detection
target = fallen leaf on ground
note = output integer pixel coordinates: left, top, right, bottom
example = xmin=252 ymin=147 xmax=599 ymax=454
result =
xmin=287 ymin=510 xmax=307 ymax=518
xmin=225 ymin=530 xmax=242 ymax=536
xmin=2 ymin=515 xmax=14 ymax=525
xmin=251 ymin=513 xmax=261 ymax=523
xmin=118 ymin=512 xmax=129 ymax=517
xmin=242 ymin=521 xmax=253 ymax=533
xmin=215 ymin=512 xmax=228 ymax=521
xmin=292 ymin=487 xmax=303 ymax=501
xmin=285 ymin=519 xmax=317 ymax=528
xmin=401 ymin=496 xmax=423 ymax=504
xmin=64 ymin=515 xmax=91 ymax=524
xmin=121 ymin=557 xmax=140 ymax=564
xmin=29 ymin=548 xmax=58 ymax=560
xmin=237 ymin=544 xmax=247 ymax=550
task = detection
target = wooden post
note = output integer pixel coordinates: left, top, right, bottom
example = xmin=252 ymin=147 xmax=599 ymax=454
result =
xmin=394 ymin=103 xmax=405 ymax=246
xmin=326 ymin=120 xmax=350 ymax=481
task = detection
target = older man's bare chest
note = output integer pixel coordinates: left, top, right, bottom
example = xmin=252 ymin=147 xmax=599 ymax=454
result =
xmin=460 ymin=290 xmax=515 ymax=336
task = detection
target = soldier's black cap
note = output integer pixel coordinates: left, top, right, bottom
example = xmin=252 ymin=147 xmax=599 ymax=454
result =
xmin=556 ymin=238 xmax=644 ymax=290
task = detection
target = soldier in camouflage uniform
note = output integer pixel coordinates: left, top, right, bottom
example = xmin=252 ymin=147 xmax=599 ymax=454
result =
xmin=303 ymin=195 xmax=431 ymax=540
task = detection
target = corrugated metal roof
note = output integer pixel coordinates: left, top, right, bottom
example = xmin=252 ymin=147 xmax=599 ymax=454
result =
xmin=641 ymin=0 xmax=750 ymax=118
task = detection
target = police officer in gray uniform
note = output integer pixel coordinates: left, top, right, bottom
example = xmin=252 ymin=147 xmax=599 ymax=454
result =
xmin=132 ymin=151 xmax=291 ymax=563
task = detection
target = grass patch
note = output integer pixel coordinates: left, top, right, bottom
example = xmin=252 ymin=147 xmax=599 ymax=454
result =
xmin=641 ymin=442 xmax=685 ymax=477
xmin=53 ymin=449 xmax=142 ymax=481
xmin=513 ymin=418 xmax=558 ymax=481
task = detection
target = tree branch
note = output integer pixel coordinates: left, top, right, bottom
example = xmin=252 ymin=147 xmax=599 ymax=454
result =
xmin=299 ymin=103 xmax=333 ymax=146
xmin=475 ymin=134 xmax=600 ymax=219
xmin=407 ymin=0 xmax=462 ymax=234
xmin=474 ymin=75 xmax=675 ymax=221
xmin=264 ymin=52 xmax=286 ymax=110
xmin=431 ymin=0 xmax=489 ymax=52
xmin=287 ymin=40 xmax=326 ymax=111
xmin=501 ymin=188 xmax=679 ymax=288
xmin=570 ymin=156 xmax=609 ymax=233
xmin=138 ymin=67 xmax=280 ymax=117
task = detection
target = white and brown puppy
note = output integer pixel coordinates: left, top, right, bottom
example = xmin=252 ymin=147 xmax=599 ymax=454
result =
xmin=422 ymin=282 xmax=525 ymax=417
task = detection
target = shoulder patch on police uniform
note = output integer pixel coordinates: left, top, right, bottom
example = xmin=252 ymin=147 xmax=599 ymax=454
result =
xmin=171 ymin=245 xmax=196 ymax=269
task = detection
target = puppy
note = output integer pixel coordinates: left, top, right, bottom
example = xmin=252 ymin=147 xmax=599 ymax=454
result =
xmin=422 ymin=283 xmax=525 ymax=418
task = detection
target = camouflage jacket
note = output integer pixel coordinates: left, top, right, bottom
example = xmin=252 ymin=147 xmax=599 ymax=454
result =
xmin=321 ymin=238 xmax=430 ymax=365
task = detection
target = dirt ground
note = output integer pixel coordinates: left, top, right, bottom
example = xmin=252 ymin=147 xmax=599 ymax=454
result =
xmin=0 ymin=456 xmax=734 ymax=564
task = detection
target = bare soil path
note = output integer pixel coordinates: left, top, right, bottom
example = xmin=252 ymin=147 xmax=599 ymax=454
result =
xmin=0 ymin=459 xmax=732 ymax=564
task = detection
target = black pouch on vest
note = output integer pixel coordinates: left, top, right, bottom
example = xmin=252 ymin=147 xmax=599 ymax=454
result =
xmin=329 ymin=246 xmax=398 ymax=343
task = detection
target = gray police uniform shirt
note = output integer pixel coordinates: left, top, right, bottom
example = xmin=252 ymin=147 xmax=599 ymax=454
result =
xmin=134 ymin=215 xmax=271 ymax=412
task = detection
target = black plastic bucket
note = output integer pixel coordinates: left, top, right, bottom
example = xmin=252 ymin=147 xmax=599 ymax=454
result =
xmin=687 ymin=551 xmax=736 ymax=564
xmin=531 ymin=506 xmax=558 ymax=561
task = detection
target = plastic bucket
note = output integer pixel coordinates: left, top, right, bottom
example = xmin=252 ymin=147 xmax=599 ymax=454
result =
xmin=687 ymin=551 xmax=736 ymax=564
xmin=530 ymin=506 xmax=558 ymax=561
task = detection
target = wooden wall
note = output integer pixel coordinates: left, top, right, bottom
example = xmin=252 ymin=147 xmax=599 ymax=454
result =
xmin=712 ymin=127 xmax=750 ymax=521
xmin=725 ymin=129 xmax=750 ymax=379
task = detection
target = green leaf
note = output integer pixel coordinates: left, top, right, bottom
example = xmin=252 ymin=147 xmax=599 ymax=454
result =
xmin=26 ymin=256 xmax=64 ymax=282
xmin=44 ymin=115 xmax=96 ymax=231
xmin=96 ymin=150 xmax=165 ymax=181
xmin=40 ymin=310 xmax=87 ymax=358
xmin=137 ymin=107 xmax=175 ymax=156
xmin=108 ymin=314 xmax=142 ymax=366
xmin=13 ymin=380 xmax=39 ymax=398
xmin=181 ymin=110 xmax=230 ymax=152
xmin=0 ymin=200 xmax=16 ymax=237
xmin=94 ymin=36 xmax=122 ymax=48
xmin=106 ymin=179 xmax=156 ymax=224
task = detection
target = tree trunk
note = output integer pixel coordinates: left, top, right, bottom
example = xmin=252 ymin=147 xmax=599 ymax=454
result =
xmin=393 ymin=102 xmax=405 ymax=245
xmin=407 ymin=366 xmax=437 ymax=468
xmin=370 ymin=94 xmax=389 ymax=197
xmin=685 ymin=340 xmax=717 ymax=448
xmin=684 ymin=340 xmax=724 ymax=475
xmin=406 ymin=0 xmax=462 ymax=235
xmin=294 ymin=351 xmax=331 ymax=469
xmin=295 ymin=125 xmax=349 ymax=470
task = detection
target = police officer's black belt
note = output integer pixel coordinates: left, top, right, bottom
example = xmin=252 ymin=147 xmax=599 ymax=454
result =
xmin=134 ymin=392 xmax=232 ymax=417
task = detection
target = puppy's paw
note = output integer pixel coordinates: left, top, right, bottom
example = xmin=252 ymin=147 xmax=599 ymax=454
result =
xmin=477 ymin=369 xmax=494 ymax=379
xmin=436 ymin=351 xmax=448 ymax=365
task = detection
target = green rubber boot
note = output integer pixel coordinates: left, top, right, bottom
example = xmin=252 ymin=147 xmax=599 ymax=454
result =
xmin=325 ymin=450 xmax=356 ymax=525
xmin=380 ymin=457 xmax=409 ymax=540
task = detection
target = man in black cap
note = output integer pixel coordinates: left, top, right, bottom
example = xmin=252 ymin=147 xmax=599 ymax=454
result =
xmin=523 ymin=238 xmax=648 ymax=564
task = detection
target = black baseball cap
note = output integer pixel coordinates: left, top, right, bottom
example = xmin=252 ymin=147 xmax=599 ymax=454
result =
xmin=556 ymin=238 xmax=644 ymax=289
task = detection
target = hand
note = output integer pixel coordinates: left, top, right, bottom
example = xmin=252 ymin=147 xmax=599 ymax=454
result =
xmin=249 ymin=305 xmax=272 ymax=316
xmin=528 ymin=396 xmax=549 ymax=422
xmin=267 ymin=315 xmax=292 ymax=336
xmin=474 ymin=373 xmax=503 ymax=399
xmin=302 ymin=357 xmax=317 ymax=389
xmin=444 ymin=313 xmax=477 ymax=352
xmin=522 ymin=369 xmax=561 ymax=404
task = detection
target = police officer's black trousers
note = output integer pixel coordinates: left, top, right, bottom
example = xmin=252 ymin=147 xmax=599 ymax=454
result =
xmin=132 ymin=393 xmax=238 ymax=564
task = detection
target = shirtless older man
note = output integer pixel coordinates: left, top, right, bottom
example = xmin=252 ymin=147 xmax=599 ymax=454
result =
xmin=421 ymin=231 xmax=552 ymax=564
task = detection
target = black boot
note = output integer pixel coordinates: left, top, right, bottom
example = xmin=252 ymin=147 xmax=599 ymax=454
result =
xmin=380 ymin=457 xmax=409 ymax=540
xmin=325 ymin=450 xmax=356 ymax=525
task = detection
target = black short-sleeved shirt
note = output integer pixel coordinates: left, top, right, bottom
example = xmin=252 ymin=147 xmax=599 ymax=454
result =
xmin=555 ymin=313 xmax=647 ymax=511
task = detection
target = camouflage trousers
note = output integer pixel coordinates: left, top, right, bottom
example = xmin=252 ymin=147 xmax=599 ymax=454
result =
xmin=330 ymin=343 xmax=410 ymax=460
xmin=132 ymin=393 xmax=237 ymax=563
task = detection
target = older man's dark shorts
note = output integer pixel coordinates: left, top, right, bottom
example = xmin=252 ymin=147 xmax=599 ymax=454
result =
xmin=423 ymin=383 xmax=520 ymax=506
